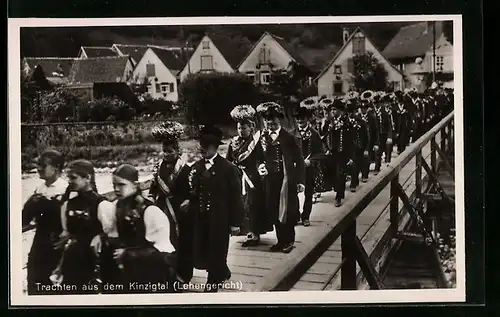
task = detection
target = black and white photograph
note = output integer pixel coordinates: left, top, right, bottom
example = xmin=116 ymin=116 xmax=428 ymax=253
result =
xmin=9 ymin=16 xmax=464 ymax=305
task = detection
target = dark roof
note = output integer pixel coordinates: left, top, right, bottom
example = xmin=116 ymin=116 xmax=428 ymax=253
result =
xmin=113 ymin=44 xmax=149 ymax=63
xmin=149 ymin=47 xmax=187 ymax=73
xmin=68 ymin=56 xmax=131 ymax=85
xmin=383 ymin=22 xmax=443 ymax=60
xmin=81 ymin=46 xmax=120 ymax=58
xmin=269 ymin=33 xmax=311 ymax=68
xmin=206 ymin=33 xmax=250 ymax=69
xmin=24 ymin=57 xmax=75 ymax=77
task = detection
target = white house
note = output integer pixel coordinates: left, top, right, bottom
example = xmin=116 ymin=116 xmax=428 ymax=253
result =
xmin=133 ymin=46 xmax=187 ymax=102
xmin=179 ymin=34 xmax=246 ymax=82
xmin=383 ymin=21 xmax=454 ymax=91
xmin=237 ymin=32 xmax=311 ymax=85
xmin=316 ymin=27 xmax=405 ymax=97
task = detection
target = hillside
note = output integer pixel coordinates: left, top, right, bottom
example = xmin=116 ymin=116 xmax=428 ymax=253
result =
xmin=20 ymin=22 xmax=416 ymax=71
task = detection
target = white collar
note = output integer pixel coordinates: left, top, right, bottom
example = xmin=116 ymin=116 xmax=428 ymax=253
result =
xmin=205 ymin=153 xmax=218 ymax=164
xmin=185 ymin=161 xmax=196 ymax=167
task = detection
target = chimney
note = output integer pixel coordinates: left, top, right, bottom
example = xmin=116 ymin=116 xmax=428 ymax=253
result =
xmin=343 ymin=28 xmax=349 ymax=44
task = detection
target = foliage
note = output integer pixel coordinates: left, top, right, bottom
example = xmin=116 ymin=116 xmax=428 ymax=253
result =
xmin=179 ymin=72 xmax=260 ymax=126
xmin=351 ymin=52 xmax=389 ymax=92
xmin=27 ymin=89 xmax=83 ymax=122
xmin=138 ymin=93 xmax=179 ymax=117
xmin=442 ymin=21 xmax=453 ymax=45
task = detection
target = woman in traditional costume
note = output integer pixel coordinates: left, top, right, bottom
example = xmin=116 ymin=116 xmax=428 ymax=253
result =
xmin=23 ymin=150 xmax=68 ymax=295
xmin=149 ymin=121 xmax=196 ymax=284
xmin=226 ymin=105 xmax=273 ymax=246
xmin=99 ymin=164 xmax=177 ymax=293
xmin=51 ymin=160 xmax=115 ymax=294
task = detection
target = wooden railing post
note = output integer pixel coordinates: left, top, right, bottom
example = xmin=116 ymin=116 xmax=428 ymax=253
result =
xmin=390 ymin=174 xmax=400 ymax=236
xmin=341 ymin=221 xmax=357 ymax=290
xmin=431 ymin=135 xmax=437 ymax=174
xmin=416 ymin=150 xmax=422 ymax=198
xmin=440 ymin=126 xmax=446 ymax=153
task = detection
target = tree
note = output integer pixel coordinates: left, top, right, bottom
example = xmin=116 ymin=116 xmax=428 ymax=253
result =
xmin=351 ymin=52 xmax=389 ymax=92
xmin=443 ymin=21 xmax=453 ymax=45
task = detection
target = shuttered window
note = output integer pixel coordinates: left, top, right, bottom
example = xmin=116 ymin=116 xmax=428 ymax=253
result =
xmin=200 ymin=55 xmax=213 ymax=70
xmin=352 ymin=37 xmax=366 ymax=55
xmin=333 ymin=82 xmax=343 ymax=95
xmin=169 ymin=83 xmax=175 ymax=92
xmin=146 ymin=63 xmax=156 ymax=77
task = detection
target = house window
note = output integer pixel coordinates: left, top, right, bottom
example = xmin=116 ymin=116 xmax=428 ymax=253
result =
xmin=200 ymin=55 xmax=214 ymax=70
xmin=352 ymin=36 xmax=366 ymax=55
xmin=260 ymin=72 xmax=271 ymax=84
xmin=146 ymin=63 xmax=156 ymax=77
xmin=202 ymin=41 xmax=210 ymax=49
xmin=155 ymin=83 xmax=161 ymax=93
xmin=400 ymin=63 xmax=405 ymax=72
xmin=347 ymin=58 xmax=354 ymax=73
xmin=246 ymin=71 xmax=255 ymax=83
xmin=436 ymin=56 xmax=444 ymax=72
xmin=333 ymin=81 xmax=343 ymax=95
xmin=169 ymin=83 xmax=175 ymax=92
xmin=334 ymin=65 xmax=342 ymax=74
xmin=258 ymin=47 xmax=269 ymax=64
xmin=392 ymin=81 xmax=401 ymax=91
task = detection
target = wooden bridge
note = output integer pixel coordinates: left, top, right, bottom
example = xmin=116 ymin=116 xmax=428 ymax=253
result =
xmin=21 ymin=112 xmax=455 ymax=293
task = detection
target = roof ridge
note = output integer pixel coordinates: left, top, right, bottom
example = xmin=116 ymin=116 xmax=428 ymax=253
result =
xmin=82 ymin=46 xmax=115 ymax=49
xmin=114 ymin=44 xmax=149 ymax=47
xmin=24 ymin=57 xmax=76 ymax=60
xmin=77 ymin=55 xmax=130 ymax=60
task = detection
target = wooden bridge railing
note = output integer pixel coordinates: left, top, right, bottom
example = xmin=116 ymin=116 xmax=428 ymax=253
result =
xmin=255 ymin=111 xmax=455 ymax=291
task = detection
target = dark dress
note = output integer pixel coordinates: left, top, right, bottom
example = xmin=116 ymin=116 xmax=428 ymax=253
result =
xmin=60 ymin=190 xmax=105 ymax=294
xmin=188 ymin=155 xmax=244 ymax=283
xmin=23 ymin=194 xmax=64 ymax=295
xmin=226 ymin=134 xmax=273 ymax=236
xmin=102 ymin=195 xmax=175 ymax=293
xmin=149 ymin=159 xmax=195 ymax=283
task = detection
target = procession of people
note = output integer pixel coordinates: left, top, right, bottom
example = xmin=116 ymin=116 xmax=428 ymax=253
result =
xmin=22 ymin=86 xmax=454 ymax=294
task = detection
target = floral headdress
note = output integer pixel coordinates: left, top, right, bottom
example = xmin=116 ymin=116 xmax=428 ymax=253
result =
xmin=256 ymin=101 xmax=281 ymax=113
xmin=319 ymin=97 xmax=334 ymax=110
xmin=346 ymin=91 xmax=360 ymax=100
xmin=230 ymin=104 xmax=256 ymax=122
xmin=151 ymin=121 xmax=184 ymax=142
xmin=300 ymin=97 xmax=319 ymax=110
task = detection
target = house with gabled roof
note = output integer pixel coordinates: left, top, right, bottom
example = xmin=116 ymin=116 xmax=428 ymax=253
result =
xmin=237 ymin=32 xmax=314 ymax=85
xmin=179 ymin=33 xmax=249 ymax=82
xmin=77 ymin=46 xmax=120 ymax=59
xmin=111 ymin=44 xmax=150 ymax=68
xmin=316 ymin=27 xmax=405 ymax=97
xmin=22 ymin=57 xmax=75 ymax=85
xmin=133 ymin=46 xmax=190 ymax=102
xmin=65 ymin=55 xmax=135 ymax=102
xmin=383 ymin=21 xmax=453 ymax=90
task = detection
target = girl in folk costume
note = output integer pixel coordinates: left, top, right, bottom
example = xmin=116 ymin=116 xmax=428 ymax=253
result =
xmin=226 ymin=105 xmax=273 ymax=246
xmin=23 ymin=150 xmax=68 ymax=295
xmin=51 ymin=160 xmax=115 ymax=294
xmin=292 ymin=98 xmax=324 ymax=227
xmin=148 ymin=121 xmax=195 ymax=283
xmin=95 ymin=164 xmax=177 ymax=293
xmin=256 ymin=102 xmax=305 ymax=253
xmin=187 ymin=126 xmax=244 ymax=292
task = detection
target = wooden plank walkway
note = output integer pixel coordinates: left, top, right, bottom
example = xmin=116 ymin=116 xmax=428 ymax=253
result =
xmin=21 ymin=132 xmax=447 ymax=293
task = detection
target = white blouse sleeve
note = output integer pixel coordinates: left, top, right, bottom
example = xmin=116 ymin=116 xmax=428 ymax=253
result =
xmin=143 ymin=205 xmax=175 ymax=253
xmin=97 ymin=200 xmax=118 ymax=238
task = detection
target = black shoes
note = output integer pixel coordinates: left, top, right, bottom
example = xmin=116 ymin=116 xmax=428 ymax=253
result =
xmin=270 ymin=243 xmax=294 ymax=253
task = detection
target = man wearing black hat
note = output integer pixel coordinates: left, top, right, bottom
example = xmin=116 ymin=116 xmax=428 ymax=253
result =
xmin=323 ymin=98 xmax=353 ymax=207
xmin=372 ymin=94 xmax=394 ymax=173
xmin=393 ymin=91 xmax=412 ymax=154
xmin=256 ymin=102 xmax=305 ymax=253
xmin=291 ymin=104 xmax=324 ymax=227
xmin=359 ymin=95 xmax=380 ymax=176
xmin=346 ymin=99 xmax=370 ymax=191
xmin=186 ymin=125 xmax=244 ymax=292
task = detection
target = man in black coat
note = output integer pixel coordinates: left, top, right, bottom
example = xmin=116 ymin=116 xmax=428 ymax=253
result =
xmin=393 ymin=91 xmax=412 ymax=154
xmin=186 ymin=125 xmax=244 ymax=292
xmin=372 ymin=93 xmax=395 ymax=173
xmin=291 ymin=100 xmax=324 ymax=227
xmin=256 ymin=102 xmax=306 ymax=253
xmin=347 ymin=100 xmax=370 ymax=192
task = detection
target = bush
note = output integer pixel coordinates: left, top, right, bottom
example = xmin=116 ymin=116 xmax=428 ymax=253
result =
xmin=179 ymin=72 xmax=260 ymax=126
xmin=78 ymin=97 xmax=136 ymax=122
xmin=351 ymin=52 xmax=390 ymax=92
xmin=138 ymin=93 xmax=179 ymax=117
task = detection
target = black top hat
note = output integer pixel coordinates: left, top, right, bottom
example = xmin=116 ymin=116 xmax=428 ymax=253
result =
xmin=332 ymin=98 xmax=346 ymax=111
xmin=380 ymin=93 xmax=392 ymax=104
xmin=293 ymin=106 xmax=313 ymax=119
xmin=198 ymin=125 xmax=224 ymax=145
